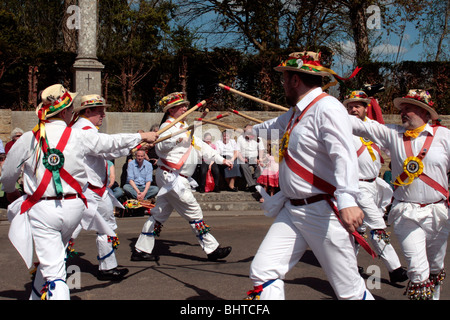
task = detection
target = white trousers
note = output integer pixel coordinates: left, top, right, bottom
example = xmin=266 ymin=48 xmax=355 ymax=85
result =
xmin=88 ymin=189 xmax=118 ymax=271
xmin=390 ymin=200 xmax=449 ymax=284
xmin=249 ymin=200 xmax=373 ymax=300
xmin=357 ymin=180 xmax=401 ymax=272
xmin=29 ymin=198 xmax=85 ymax=300
xmin=135 ymin=169 xmax=219 ymax=255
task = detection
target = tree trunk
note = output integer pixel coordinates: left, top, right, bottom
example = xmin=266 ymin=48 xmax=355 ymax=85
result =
xmin=349 ymin=1 xmax=370 ymax=66
xmin=435 ymin=0 xmax=449 ymax=61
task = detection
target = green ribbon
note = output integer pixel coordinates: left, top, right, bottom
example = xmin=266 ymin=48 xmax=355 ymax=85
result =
xmin=43 ymin=148 xmax=65 ymax=196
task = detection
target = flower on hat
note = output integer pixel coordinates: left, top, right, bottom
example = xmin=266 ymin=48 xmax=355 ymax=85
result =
xmin=403 ymin=90 xmax=434 ymax=107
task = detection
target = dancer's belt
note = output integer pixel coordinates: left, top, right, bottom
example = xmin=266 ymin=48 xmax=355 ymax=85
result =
xmin=359 ymin=178 xmax=376 ymax=183
xmin=161 ymin=166 xmax=188 ymax=178
xmin=41 ymin=193 xmax=79 ymax=201
xmin=399 ymin=199 xmax=446 ymax=208
xmin=290 ymin=194 xmax=328 ymax=206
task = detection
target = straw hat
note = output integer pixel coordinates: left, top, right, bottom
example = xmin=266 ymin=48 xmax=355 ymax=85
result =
xmin=35 ymin=84 xmax=78 ymax=120
xmin=74 ymin=94 xmax=110 ymax=113
xmin=274 ymin=51 xmax=331 ymax=77
xmin=159 ymin=92 xmax=190 ymax=113
xmin=343 ymin=90 xmax=371 ymax=107
xmin=393 ymin=89 xmax=438 ymax=120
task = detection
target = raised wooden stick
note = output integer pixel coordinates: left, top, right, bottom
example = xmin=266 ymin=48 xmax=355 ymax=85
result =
xmin=132 ymin=100 xmax=206 ymax=152
xmin=228 ymin=109 xmax=263 ymax=123
xmin=219 ymin=83 xmax=289 ymax=112
xmin=200 ymin=118 xmax=237 ymax=130
xmin=153 ymin=113 xmax=231 ymax=144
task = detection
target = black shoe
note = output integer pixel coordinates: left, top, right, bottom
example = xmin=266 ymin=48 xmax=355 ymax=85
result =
xmin=213 ymin=187 xmax=221 ymax=193
xmin=97 ymin=267 xmax=129 ymax=281
xmin=226 ymin=187 xmax=238 ymax=192
xmin=358 ymin=266 xmax=364 ymax=275
xmin=207 ymin=246 xmax=232 ymax=261
xmin=131 ymin=250 xmax=160 ymax=262
xmin=245 ymin=186 xmax=257 ymax=192
xmin=389 ymin=267 xmax=408 ymax=283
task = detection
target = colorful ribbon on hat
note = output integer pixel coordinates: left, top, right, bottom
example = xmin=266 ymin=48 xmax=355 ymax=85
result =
xmin=279 ymin=54 xmax=361 ymax=90
xmin=32 ymin=91 xmax=72 ymax=179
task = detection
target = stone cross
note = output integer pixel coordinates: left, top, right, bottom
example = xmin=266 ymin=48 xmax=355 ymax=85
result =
xmin=72 ymin=0 xmax=104 ymax=99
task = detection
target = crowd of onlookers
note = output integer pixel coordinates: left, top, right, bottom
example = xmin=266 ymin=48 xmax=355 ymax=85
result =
xmin=113 ymin=123 xmax=280 ymax=205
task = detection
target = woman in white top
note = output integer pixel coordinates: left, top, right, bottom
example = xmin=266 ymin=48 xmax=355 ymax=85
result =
xmin=215 ymin=130 xmax=241 ymax=191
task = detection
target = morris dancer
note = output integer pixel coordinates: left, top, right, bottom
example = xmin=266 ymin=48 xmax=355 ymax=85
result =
xmin=1 ymin=84 xmax=158 ymax=299
xmin=344 ymin=90 xmax=407 ymax=283
xmin=247 ymin=51 xmax=374 ymax=300
xmin=71 ymin=94 xmax=130 ymax=281
xmin=350 ymin=89 xmax=449 ymax=299
xmin=131 ymin=92 xmax=234 ymax=262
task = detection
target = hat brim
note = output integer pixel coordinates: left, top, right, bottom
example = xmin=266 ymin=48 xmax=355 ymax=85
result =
xmin=393 ymin=97 xmax=438 ymax=120
xmin=163 ymin=100 xmax=190 ymax=113
xmin=343 ymin=98 xmax=371 ymax=107
xmin=36 ymin=91 xmax=78 ymax=119
xmin=73 ymin=103 xmax=110 ymax=114
xmin=274 ymin=65 xmax=331 ymax=77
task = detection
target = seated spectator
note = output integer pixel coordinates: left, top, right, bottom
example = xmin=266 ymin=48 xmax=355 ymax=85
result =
xmin=237 ymin=124 xmax=265 ymax=192
xmin=123 ymin=149 xmax=159 ymax=201
xmin=199 ymin=132 xmax=220 ymax=193
xmin=146 ymin=124 xmax=160 ymax=170
xmin=5 ymin=128 xmax=24 ymax=155
xmin=216 ymin=130 xmax=240 ymax=192
xmin=256 ymin=141 xmax=280 ymax=202
xmin=107 ymin=160 xmax=124 ymax=200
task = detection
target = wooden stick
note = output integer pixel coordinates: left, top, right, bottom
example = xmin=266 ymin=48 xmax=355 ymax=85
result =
xmin=158 ymin=99 xmax=206 ymax=135
xmin=153 ymin=113 xmax=231 ymax=144
xmin=219 ymin=83 xmax=289 ymax=112
xmin=228 ymin=109 xmax=263 ymax=123
xmin=132 ymin=100 xmax=206 ymax=152
xmin=200 ymin=118 xmax=237 ymax=130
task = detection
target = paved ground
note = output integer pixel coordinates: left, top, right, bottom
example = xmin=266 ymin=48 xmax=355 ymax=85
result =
xmin=0 ymin=210 xmax=449 ymax=305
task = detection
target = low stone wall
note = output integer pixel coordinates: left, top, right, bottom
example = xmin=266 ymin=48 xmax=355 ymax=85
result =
xmin=1 ymin=109 xmax=449 ymax=182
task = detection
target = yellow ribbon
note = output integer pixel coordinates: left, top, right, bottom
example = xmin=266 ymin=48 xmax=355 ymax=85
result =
xmin=404 ymin=124 xmax=426 ymax=139
xmin=393 ymin=156 xmax=424 ymax=186
xmin=360 ymin=137 xmax=376 ymax=161
xmin=278 ymin=130 xmax=290 ymax=162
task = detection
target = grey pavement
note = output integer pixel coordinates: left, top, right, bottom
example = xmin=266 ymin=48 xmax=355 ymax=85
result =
xmin=0 ymin=209 xmax=449 ymax=303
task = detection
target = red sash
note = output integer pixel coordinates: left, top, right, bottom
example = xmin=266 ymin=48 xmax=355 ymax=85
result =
xmin=283 ymin=93 xmax=377 ymax=258
xmin=395 ymin=127 xmax=448 ymax=199
xmin=21 ymin=127 xmax=87 ymax=214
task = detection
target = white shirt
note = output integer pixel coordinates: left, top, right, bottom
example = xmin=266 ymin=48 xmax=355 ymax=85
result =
xmin=253 ymin=87 xmax=360 ymax=210
xmin=156 ymin=117 xmax=225 ymax=177
xmin=71 ymin=116 xmax=132 ymax=189
xmin=351 ymin=117 xmax=450 ymax=204
xmin=1 ymin=119 xmax=141 ymax=197
xmin=237 ymin=135 xmax=265 ymax=160
xmin=215 ymin=139 xmax=239 ymax=159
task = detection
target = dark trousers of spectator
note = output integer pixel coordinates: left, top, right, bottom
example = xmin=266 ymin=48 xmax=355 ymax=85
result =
xmin=199 ymin=161 xmax=220 ymax=192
